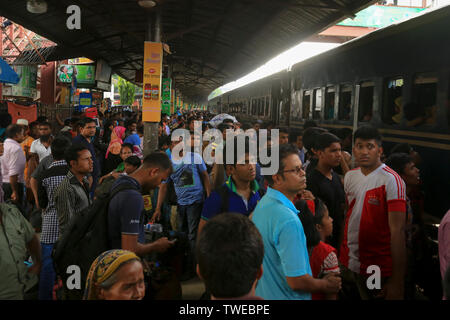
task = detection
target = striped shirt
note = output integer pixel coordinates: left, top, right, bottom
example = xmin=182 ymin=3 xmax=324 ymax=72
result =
xmin=37 ymin=160 xmax=69 ymax=244
xmin=54 ymin=170 xmax=91 ymax=238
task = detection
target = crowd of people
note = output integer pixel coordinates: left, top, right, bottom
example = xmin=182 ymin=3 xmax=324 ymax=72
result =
xmin=0 ymin=107 xmax=449 ymax=301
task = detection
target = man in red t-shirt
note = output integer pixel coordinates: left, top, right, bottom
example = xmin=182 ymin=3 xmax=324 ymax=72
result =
xmin=340 ymin=125 xmax=407 ymax=300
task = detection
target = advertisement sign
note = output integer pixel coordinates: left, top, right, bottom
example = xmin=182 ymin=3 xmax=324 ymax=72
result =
xmin=69 ymin=57 xmax=94 ymax=65
xmin=84 ymin=107 xmax=98 ymax=118
xmin=161 ymin=78 xmax=171 ymax=115
xmin=57 ymin=64 xmax=95 ymax=85
xmin=11 ymin=65 xmax=37 ymax=98
xmin=142 ymin=42 xmax=163 ymax=122
xmin=79 ymin=92 xmax=92 ymax=108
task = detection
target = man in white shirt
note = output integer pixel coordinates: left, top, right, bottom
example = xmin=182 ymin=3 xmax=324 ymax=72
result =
xmin=30 ymin=122 xmax=53 ymax=163
xmin=0 ymin=124 xmax=26 ymax=206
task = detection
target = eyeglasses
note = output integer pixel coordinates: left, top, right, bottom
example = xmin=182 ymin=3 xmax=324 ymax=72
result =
xmin=281 ymin=166 xmax=304 ymax=175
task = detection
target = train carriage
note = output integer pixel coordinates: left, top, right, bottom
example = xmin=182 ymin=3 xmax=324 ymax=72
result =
xmin=209 ymin=5 xmax=450 ymax=218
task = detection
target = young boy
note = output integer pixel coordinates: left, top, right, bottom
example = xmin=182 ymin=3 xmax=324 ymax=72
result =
xmin=310 ymin=199 xmax=340 ymax=300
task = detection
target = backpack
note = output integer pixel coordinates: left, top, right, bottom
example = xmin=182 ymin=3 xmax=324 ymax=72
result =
xmin=52 ymin=182 xmax=139 ymax=297
xmin=215 ymin=184 xmax=265 ymax=214
xmin=165 ymin=180 xmax=178 ymax=206
xmin=164 ymin=159 xmax=196 ymax=206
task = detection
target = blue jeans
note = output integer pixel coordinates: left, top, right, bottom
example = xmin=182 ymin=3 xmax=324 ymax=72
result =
xmin=39 ymin=243 xmax=56 ymax=300
xmin=177 ymin=202 xmax=203 ymax=271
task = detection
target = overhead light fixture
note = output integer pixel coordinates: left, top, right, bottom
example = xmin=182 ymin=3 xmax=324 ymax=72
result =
xmin=27 ymin=0 xmax=48 ymax=14
xmin=138 ymin=0 xmax=157 ymax=8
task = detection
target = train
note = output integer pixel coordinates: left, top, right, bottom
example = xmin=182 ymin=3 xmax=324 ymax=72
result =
xmin=208 ymin=4 xmax=450 ymax=220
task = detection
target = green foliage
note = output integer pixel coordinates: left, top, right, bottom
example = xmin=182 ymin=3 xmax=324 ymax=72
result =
xmin=117 ymin=76 xmax=136 ymax=105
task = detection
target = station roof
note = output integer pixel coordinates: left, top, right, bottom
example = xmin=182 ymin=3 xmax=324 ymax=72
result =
xmin=0 ymin=0 xmax=377 ymax=102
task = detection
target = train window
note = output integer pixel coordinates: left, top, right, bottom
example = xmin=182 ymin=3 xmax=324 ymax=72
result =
xmin=406 ymin=73 xmax=437 ymax=126
xmin=382 ymin=78 xmax=403 ymax=125
xmin=291 ymin=91 xmax=301 ymax=122
xmin=279 ymin=100 xmax=286 ymax=123
xmin=313 ymin=89 xmax=322 ymax=120
xmin=324 ymin=87 xmax=335 ymax=120
xmin=265 ymin=97 xmax=270 ymax=117
xmin=251 ymin=99 xmax=257 ymax=115
xmin=338 ymin=85 xmax=352 ymax=120
xmin=302 ymin=90 xmax=311 ymax=120
xmin=358 ymin=81 xmax=374 ymax=122
xmin=258 ymin=98 xmax=264 ymax=116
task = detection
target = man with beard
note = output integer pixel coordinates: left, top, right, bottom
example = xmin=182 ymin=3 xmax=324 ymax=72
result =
xmin=108 ymin=152 xmax=175 ymax=256
xmin=73 ymin=118 xmax=100 ymax=194
xmin=30 ymin=122 xmax=53 ymax=163
xmin=54 ymin=144 xmax=93 ymax=237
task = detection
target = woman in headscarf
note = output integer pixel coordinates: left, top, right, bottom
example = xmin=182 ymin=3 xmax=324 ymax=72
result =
xmin=103 ymin=125 xmax=126 ymax=175
xmin=84 ymin=249 xmax=145 ymax=300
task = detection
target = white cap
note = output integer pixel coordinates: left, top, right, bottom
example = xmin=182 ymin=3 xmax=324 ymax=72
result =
xmin=16 ymin=119 xmax=29 ymax=126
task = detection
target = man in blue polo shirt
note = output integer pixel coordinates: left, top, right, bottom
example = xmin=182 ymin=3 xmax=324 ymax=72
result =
xmin=252 ymin=144 xmax=341 ymax=300
xmin=198 ymin=136 xmax=261 ymax=236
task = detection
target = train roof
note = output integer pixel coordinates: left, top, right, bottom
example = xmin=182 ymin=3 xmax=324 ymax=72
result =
xmin=212 ymin=4 xmax=450 ymax=100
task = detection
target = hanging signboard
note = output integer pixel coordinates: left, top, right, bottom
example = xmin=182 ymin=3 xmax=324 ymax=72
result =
xmin=79 ymin=92 xmax=93 ymax=109
xmin=57 ymin=64 xmax=95 ymax=85
xmin=68 ymin=57 xmax=94 ymax=65
xmin=11 ymin=65 xmax=37 ymax=98
xmin=85 ymin=107 xmax=98 ymax=118
xmin=161 ymin=78 xmax=171 ymax=115
xmin=142 ymin=42 xmax=163 ymax=122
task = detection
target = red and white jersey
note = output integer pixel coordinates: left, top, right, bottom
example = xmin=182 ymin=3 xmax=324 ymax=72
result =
xmin=339 ymin=164 xmax=406 ymax=277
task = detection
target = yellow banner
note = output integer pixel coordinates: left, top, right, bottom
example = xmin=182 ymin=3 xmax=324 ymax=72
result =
xmin=142 ymin=42 xmax=163 ymax=122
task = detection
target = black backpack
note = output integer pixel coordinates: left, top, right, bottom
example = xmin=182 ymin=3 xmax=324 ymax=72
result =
xmin=215 ymin=184 xmax=265 ymax=214
xmin=52 ymin=182 xmax=139 ymax=297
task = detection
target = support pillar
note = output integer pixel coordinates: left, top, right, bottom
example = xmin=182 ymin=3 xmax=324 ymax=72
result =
xmin=143 ymin=9 xmax=162 ymax=156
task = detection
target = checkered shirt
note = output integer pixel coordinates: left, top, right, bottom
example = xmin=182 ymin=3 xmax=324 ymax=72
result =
xmin=39 ymin=160 xmax=69 ymax=244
